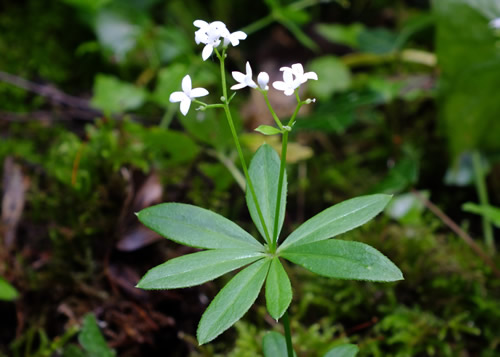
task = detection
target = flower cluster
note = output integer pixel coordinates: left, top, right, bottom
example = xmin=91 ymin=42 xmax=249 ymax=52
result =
xmin=194 ymin=20 xmax=247 ymax=61
xmin=169 ymin=19 xmax=318 ymax=116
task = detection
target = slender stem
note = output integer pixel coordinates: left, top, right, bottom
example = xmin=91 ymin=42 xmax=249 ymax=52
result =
xmin=270 ymin=94 xmax=303 ymax=251
xmin=288 ymin=92 xmax=304 ymax=127
xmin=216 ymin=48 xmax=272 ymax=245
xmin=241 ymin=14 xmax=274 ymax=35
xmin=193 ymin=100 xmax=224 ymax=109
xmin=271 ymin=131 xmax=288 ymax=251
xmin=262 ymin=91 xmax=284 ymax=130
xmin=282 ymin=311 xmax=294 ymax=357
xmin=472 ymin=150 xmax=495 ymax=252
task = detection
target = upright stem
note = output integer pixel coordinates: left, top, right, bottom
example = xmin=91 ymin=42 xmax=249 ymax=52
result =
xmin=472 ymin=150 xmax=495 ymax=252
xmin=270 ymin=91 xmax=304 ymax=251
xmin=217 ymin=48 xmax=272 ymax=245
xmin=263 ymin=92 xmax=284 ymax=130
xmin=282 ymin=311 xmax=294 ymax=357
xmin=271 ymin=131 xmax=288 ymax=251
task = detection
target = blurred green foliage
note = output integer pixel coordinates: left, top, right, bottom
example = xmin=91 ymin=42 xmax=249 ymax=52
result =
xmin=1 ymin=0 xmax=499 ymax=355
xmin=434 ymin=0 xmax=500 ymax=158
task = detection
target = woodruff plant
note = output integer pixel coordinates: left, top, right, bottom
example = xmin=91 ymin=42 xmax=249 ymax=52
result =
xmin=136 ymin=20 xmax=403 ymax=356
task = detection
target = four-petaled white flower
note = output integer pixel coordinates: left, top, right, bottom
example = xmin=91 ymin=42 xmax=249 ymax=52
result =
xmin=231 ymin=62 xmax=271 ymax=91
xmin=169 ymin=75 xmax=209 ymax=116
xmin=490 ymin=18 xmax=500 ymax=29
xmin=273 ymin=63 xmax=318 ymax=96
xmin=272 ymin=68 xmax=298 ymax=96
xmin=194 ymin=20 xmax=247 ymax=61
xmin=231 ymin=62 xmax=257 ymax=90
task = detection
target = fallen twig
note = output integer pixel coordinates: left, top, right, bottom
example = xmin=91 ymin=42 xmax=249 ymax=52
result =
xmin=0 ymin=70 xmax=91 ymax=109
xmin=411 ymin=188 xmax=500 ymax=278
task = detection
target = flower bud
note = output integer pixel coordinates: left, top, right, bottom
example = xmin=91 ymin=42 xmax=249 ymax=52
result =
xmin=257 ymin=72 xmax=270 ymax=91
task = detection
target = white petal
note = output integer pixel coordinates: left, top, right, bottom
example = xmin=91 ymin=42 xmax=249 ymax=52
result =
xmin=280 ymin=66 xmax=292 ymax=72
xmin=244 ymin=78 xmax=257 ymax=88
xmin=230 ymin=83 xmax=247 ymax=90
xmin=229 ymin=31 xmax=247 ymax=46
xmin=232 ymin=71 xmax=246 ymax=83
xmin=257 ymin=72 xmax=269 ymax=90
xmin=232 ymin=31 xmax=247 ymax=41
xmin=190 ymin=87 xmax=209 ymax=98
xmin=202 ymin=45 xmax=213 ymax=61
xmin=283 ymin=70 xmax=294 ymax=84
xmin=272 ymin=81 xmax=287 ymax=91
xmin=180 ymin=99 xmax=191 ymax=116
xmin=284 ymin=88 xmax=295 ymax=96
xmin=291 ymin=63 xmax=304 ymax=76
xmin=181 ymin=75 xmax=192 ymax=94
xmin=193 ymin=20 xmax=209 ymax=29
xmin=169 ymin=91 xmax=187 ymax=103
xmin=195 ymin=30 xmax=208 ymax=45
xmin=245 ymin=62 xmax=253 ymax=77
xmin=211 ymin=21 xmax=227 ymax=30
xmin=304 ymin=71 xmax=318 ymax=81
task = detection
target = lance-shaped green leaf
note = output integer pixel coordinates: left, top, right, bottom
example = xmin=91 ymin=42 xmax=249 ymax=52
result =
xmin=280 ymin=240 xmax=403 ymax=282
xmin=280 ymin=194 xmax=391 ymax=249
xmin=323 ymin=344 xmax=359 ymax=357
xmin=246 ymin=144 xmax=287 ymax=243
xmin=79 ymin=314 xmax=116 ymax=357
xmin=197 ymin=258 xmax=271 ymax=344
xmin=262 ymin=331 xmax=297 ymax=357
xmin=137 ymin=249 xmax=265 ymax=290
xmin=255 ymin=125 xmax=282 ymax=136
xmin=138 ymin=203 xmax=263 ymax=250
xmin=265 ymin=258 xmax=292 ymax=320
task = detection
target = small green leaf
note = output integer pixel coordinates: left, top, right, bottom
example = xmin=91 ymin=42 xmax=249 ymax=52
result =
xmin=0 ymin=277 xmax=19 ymax=301
xmin=280 ymin=194 xmax=392 ymax=249
xmin=79 ymin=314 xmax=115 ymax=357
xmin=281 ymin=240 xmax=403 ymax=282
xmin=137 ymin=249 xmax=265 ymax=290
xmin=262 ymin=331 xmax=297 ymax=357
xmin=91 ymin=74 xmax=147 ymax=114
xmin=463 ymin=203 xmax=500 ymax=228
xmin=197 ymin=258 xmax=271 ymax=344
xmin=138 ymin=203 xmax=264 ymax=250
xmin=255 ymin=125 xmax=282 ymax=136
xmin=265 ymin=258 xmax=292 ymax=320
xmin=323 ymin=344 xmax=359 ymax=357
xmin=246 ymin=144 xmax=287 ymax=243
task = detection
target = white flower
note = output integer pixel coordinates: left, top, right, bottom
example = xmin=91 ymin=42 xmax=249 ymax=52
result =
xmin=272 ymin=68 xmax=299 ymax=96
xmin=257 ymin=72 xmax=269 ymax=90
xmin=273 ymin=63 xmax=318 ymax=96
xmin=193 ymin=19 xmax=247 ymax=61
xmin=231 ymin=62 xmax=257 ymax=90
xmin=286 ymin=63 xmax=318 ymax=84
xmin=490 ymin=18 xmax=500 ymax=29
xmin=222 ymin=31 xmax=247 ymax=47
xmin=169 ymin=75 xmax=209 ymax=116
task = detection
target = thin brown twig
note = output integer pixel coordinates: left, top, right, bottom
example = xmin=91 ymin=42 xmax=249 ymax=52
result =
xmin=0 ymin=70 xmax=91 ymax=109
xmin=0 ymin=109 xmax=98 ymax=122
xmin=411 ymin=188 xmax=500 ymax=278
